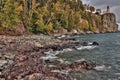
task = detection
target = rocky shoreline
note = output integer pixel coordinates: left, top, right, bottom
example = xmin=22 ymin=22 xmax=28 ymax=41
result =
xmin=0 ymin=34 xmax=99 ymax=80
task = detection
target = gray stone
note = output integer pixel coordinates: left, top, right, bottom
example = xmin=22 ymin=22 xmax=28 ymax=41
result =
xmin=3 ymin=53 xmax=15 ymax=60
xmin=8 ymin=60 xmax=14 ymax=65
xmin=101 ymin=13 xmax=118 ymax=32
xmin=0 ymin=60 xmax=8 ymax=67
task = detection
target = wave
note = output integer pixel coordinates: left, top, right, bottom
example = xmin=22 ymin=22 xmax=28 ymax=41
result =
xmin=40 ymin=55 xmax=58 ymax=60
xmin=57 ymin=58 xmax=64 ymax=64
xmin=57 ymin=35 xmax=66 ymax=39
xmin=44 ymin=48 xmax=73 ymax=56
xmin=94 ymin=65 xmax=107 ymax=71
xmin=75 ymin=58 xmax=86 ymax=62
xmin=63 ymin=48 xmax=73 ymax=52
xmin=88 ymin=42 xmax=93 ymax=45
xmin=48 ymin=65 xmax=57 ymax=67
xmin=76 ymin=45 xmax=97 ymax=50
xmin=51 ymin=70 xmax=69 ymax=74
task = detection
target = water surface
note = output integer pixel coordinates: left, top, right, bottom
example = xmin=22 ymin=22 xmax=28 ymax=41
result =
xmin=60 ymin=32 xmax=120 ymax=80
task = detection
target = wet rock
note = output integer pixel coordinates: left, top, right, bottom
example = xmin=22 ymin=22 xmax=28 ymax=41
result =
xmin=0 ymin=60 xmax=8 ymax=68
xmin=45 ymin=59 xmax=63 ymax=65
xmin=63 ymin=61 xmax=97 ymax=72
xmin=79 ymin=61 xmax=95 ymax=70
xmin=15 ymin=54 xmax=28 ymax=61
xmin=60 ymin=38 xmax=76 ymax=41
xmin=0 ymin=45 xmax=5 ymax=49
xmin=2 ymin=53 xmax=15 ymax=60
xmin=0 ymin=78 xmax=5 ymax=80
xmin=8 ymin=60 xmax=14 ymax=65
xmin=82 ymin=42 xmax=88 ymax=46
xmin=92 ymin=41 xmax=99 ymax=46
xmin=0 ymin=35 xmax=100 ymax=80
xmin=21 ymin=73 xmax=43 ymax=80
xmin=34 ymin=42 xmax=43 ymax=47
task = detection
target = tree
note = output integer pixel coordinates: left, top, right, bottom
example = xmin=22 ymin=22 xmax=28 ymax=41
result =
xmin=74 ymin=12 xmax=81 ymax=29
xmin=68 ymin=10 xmax=75 ymax=31
xmin=0 ymin=0 xmax=20 ymax=30
xmin=90 ymin=6 xmax=95 ymax=13
xmin=45 ymin=22 xmax=53 ymax=33
xmin=80 ymin=19 xmax=89 ymax=31
xmin=0 ymin=0 xmax=102 ymax=34
xmin=35 ymin=14 xmax=45 ymax=33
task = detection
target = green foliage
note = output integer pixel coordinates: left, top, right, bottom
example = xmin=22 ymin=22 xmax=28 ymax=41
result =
xmin=0 ymin=0 xmax=20 ymax=30
xmin=45 ymin=22 xmax=53 ymax=33
xmin=0 ymin=0 xmax=102 ymax=34
xmin=35 ymin=14 xmax=45 ymax=33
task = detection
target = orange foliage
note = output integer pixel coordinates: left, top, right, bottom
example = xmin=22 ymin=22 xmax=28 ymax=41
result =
xmin=17 ymin=4 xmax=23 ymax=12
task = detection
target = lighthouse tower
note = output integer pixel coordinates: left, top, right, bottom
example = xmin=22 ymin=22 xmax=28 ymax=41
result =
xmin=106 ymin=6 xmax=110 ymax=13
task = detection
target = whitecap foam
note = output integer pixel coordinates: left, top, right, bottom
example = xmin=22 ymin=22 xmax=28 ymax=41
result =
xmin=56 ymin=58 xmax=64 ymax=64
xmin=54 ymin=51 xmax=62 ymax=55
xmin=51 ymin=70 xmax=69 ymax=74
xmin=63 ymin=48 xmax=73 ymax=52
xmin=76 ymin=46 xmax=97 ymax=50
xmin=40 ymin=55 xmax=58 ymax=60
xmin=94 ymin=65 xmax=106 ymax=71
xmin=44 ymin=51 xmax=52 ymax=55
xmin=44 ymin=48 xmax=73 ymax=57
xmin=57 ymin=35 xmax=66 ymax=39
xmin=48 ymin=65 xmax=56 ymax=67
xmin=64 ymin=61 xmax=71 ymax=64
xmin=88 ymin=42 xmax=93 ymax=45
xmin=75 ymin=58 xmax=86 ymax=62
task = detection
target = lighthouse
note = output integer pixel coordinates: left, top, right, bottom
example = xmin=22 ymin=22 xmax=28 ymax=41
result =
xmin=106 ymin=6 xmax=110 ymax=13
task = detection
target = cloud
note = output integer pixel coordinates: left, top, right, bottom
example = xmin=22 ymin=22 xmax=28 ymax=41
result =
xmin=82 ymin=0 xmax=120 ymax=22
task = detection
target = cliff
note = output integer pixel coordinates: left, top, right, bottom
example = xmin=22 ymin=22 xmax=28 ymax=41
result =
xmin=101 ymin=13 xmax=118 ymax=33
xmin=0 ymin=0 xmax=118 ymax=35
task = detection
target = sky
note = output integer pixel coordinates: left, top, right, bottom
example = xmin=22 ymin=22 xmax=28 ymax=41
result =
xmin=81 ymin=0 xmax=120 ymax=22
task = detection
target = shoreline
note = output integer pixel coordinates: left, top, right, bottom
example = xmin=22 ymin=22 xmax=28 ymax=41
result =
xmin=0 ymin=34 xmax=100 ymax=80
xmin=0 ymin=31 xmax=119 ymax=80
xmin=52 ymin=31 xmax=120 ymax=38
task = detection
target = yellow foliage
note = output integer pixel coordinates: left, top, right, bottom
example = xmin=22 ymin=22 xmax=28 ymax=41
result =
xmin=91 ymin=27 xmax=97 ymax=32
xmin=54 ymin=1 xmax=61 ymax=11
xmin=45 ymin=22 xmax=53 ymax=32
xmin=42 ymin=6 xmax=49 ymax=15
xmin=77 ymin=19 xmax=89 ymax=31
xmin=81 ymin=19 xmax=89 ymax=30
xmin=17 ymin=4 xmax=23 ymax=12
xmin=23 ymin=0 xmax=26 ymax=4
xmin=74 ymin=12 xmax=81 ymax=28
xmin=32 ymin=0 xmax=36 ymax=6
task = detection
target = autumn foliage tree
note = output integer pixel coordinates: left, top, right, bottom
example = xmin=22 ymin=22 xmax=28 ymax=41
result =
xmin=0 ymin=0 xmax=102 ymax=34
xmin=0 ymin=0 xmax=20 ymax=30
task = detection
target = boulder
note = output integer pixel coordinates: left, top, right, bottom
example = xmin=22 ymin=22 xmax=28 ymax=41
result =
xmin=92 ymin=41 xmax=99 ymax=46
xmin=0 ymin=60 xmax=8 ymax=69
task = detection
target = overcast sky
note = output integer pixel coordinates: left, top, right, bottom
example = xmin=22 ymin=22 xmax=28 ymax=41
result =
xmin=81 ymin=0 xmax=120 ymax=22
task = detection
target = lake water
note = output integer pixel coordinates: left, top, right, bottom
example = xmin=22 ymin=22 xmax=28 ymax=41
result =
xmin=59 ymin=32 xmax=120 ymax=80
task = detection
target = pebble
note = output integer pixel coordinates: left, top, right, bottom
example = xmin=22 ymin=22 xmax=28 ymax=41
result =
xmin=0 ymin=60 xmax=7 ymax=67
xmin=3 ymin=53 xmax=15 ymax=60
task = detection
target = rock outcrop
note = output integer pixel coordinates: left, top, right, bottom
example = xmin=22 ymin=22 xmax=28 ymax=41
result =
xmin=101 ymin=13 xmax=118 ymax=32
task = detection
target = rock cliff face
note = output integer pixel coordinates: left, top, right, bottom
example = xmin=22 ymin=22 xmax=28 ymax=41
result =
xmin=101 ymin=13 xmax=118 ymax=32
